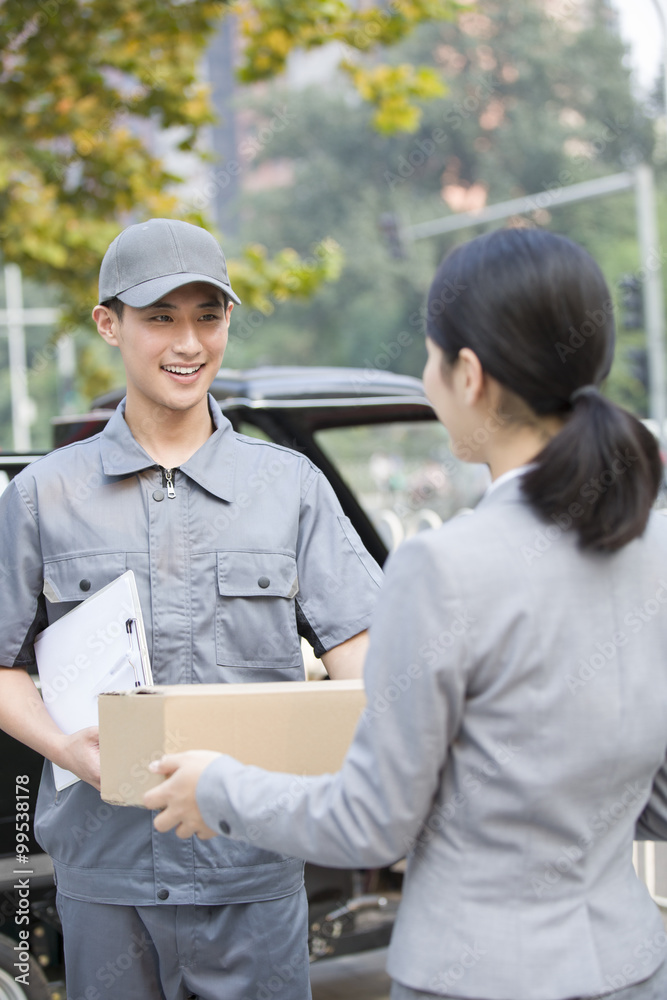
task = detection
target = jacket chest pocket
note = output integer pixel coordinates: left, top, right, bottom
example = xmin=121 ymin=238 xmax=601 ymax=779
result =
xmin=43 ymin=552 xmax=127 ymax=625
xmin=215 ymin=551 xmax=301 ymax=668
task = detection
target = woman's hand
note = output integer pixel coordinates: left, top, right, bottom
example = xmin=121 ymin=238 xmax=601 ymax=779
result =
xmin=144 ymin=751 xmax=221 ymax=839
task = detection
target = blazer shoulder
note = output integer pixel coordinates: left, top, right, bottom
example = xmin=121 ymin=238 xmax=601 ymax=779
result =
xmin=427 ymin=495 xmax=524 ymax=550
xmin=392 ymin=505 xmax=490 ymax=572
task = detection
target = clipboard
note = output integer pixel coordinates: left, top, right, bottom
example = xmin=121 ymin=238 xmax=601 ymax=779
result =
xmin=34 ymin=570 xmax=153 ymax=790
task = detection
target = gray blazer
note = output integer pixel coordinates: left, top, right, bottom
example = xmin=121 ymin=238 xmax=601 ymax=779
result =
xmin=198 ymin=476 xmax=667 ymax=1000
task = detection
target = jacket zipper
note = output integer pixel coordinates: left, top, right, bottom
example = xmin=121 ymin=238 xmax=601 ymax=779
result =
xmin=161 ymin=467 xmax=176 ymax=499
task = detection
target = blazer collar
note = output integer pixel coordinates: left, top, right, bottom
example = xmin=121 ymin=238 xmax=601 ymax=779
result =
xmin=474 ymin=470 xmax=529 ymax=512
xmin=99 ymin=394 xmax=236 ymax=502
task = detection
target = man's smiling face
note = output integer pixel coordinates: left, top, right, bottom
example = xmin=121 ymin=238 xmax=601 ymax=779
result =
xmin=95 ymin=281 xmax=233 ymax=424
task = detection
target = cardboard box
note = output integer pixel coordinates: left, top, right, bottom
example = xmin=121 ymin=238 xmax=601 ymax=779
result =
xmin=99 ymin=680 xmax=366 ymax=806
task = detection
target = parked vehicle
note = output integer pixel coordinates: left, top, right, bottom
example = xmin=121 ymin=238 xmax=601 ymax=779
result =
xmin=0 ymin=366 xmax=486 ymax=996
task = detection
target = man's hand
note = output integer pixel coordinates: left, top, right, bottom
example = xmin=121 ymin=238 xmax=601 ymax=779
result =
xmin=144 ymin=751 xmax=221 ymax=839
xmin=0 ymin=669 xmax=103 ymax=790
xmin=57 ymin=726 xmax=101 ymax=791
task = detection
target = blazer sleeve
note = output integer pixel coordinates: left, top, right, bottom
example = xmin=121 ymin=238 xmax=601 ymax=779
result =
xmin=196 ymin=532 xmax=471 ymax=868
xmin=636 ymin=754 xmax=667 ymax=840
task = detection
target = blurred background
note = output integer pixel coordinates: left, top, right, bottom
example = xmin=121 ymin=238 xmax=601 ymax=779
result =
xmin=1 ymin=0 xmax=666 ymax=449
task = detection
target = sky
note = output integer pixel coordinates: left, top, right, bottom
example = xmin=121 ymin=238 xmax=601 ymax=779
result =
xmin=612 ymin=0 xmax=664 ymax=96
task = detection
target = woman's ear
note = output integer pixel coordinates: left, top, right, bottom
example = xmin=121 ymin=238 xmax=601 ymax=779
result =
xmin=92 ymin=305 xmax=120 ymax=347
xmin=457 ymin=347 xmax=486 ymax=405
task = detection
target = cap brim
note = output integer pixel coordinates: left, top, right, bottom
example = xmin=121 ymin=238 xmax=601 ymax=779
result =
xmin=115 ymin=273 xmax=241 ymax=307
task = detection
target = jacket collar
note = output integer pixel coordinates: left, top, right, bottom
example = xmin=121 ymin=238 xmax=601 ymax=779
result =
xmin=474 ymin=470 xmax=529 ymax=512
xmin=99 ymin=395 xmax=236 ymax=502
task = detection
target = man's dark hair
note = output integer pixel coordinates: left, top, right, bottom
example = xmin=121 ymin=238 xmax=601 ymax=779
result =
xmin=101 ymin=291 xmax=230 ymax=322
xmin=101 ymin=297 xmax=124 ymax=321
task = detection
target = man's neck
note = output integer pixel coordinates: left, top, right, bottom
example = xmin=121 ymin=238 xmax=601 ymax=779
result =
xmin=124 ymin=397 xmax=216 ymax=469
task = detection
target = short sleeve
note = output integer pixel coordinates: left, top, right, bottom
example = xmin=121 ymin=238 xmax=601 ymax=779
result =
xmin=0 ymin=479 xmax=47 ymax=669
xmin=295 ymin=467 xmax=383 ymax=655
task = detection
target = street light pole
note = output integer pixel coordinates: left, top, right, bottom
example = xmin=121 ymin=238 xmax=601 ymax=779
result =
xmin=650 ymin=0 xmax=667 ymax=137
xmin=0 ymin=265 xmax=61 ymax=453
xmin=647 ymin=0 xmax=667 ymax=445
xmin=3 ymin=264 xmax=33 ymax=452
xmin=635 ymin=163 xmax=667 ymax=445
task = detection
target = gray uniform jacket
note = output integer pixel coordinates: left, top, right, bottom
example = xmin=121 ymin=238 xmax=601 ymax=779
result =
xmin=197 ymin=476 xmax=667 ymax=1000
xmin=0 ymin=396 xmax=383 ymax=905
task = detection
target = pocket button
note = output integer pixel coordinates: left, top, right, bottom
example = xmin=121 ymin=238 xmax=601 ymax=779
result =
xmin=79 ymin=579 xmax=91 ymax=592
xmin=257 ymin=576 xmax=270 ymax=589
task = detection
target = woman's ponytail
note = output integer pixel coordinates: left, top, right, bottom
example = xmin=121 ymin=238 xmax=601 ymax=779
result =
xmin=521 ymin=389 xmax=663 ymax=551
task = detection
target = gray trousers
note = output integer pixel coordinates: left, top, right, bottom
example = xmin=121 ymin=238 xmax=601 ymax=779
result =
xmin=57 ymin=888 xmax=311 ymax=1000
xmin=389 ymin=955 xmax=667 ymax=1000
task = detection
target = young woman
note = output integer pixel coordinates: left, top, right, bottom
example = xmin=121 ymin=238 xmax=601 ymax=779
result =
xmin=147 ymin=228 xmax=667 ymax=1000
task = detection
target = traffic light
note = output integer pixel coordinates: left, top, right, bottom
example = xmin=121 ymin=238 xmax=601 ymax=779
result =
xmin=618 ymin=275 xmax=644 ymax=330
xmin=379 ymin=213 xmax=406 ymax=260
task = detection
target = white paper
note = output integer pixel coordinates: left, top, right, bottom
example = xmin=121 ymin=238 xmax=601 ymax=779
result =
xmin=34 ymin=570 xmax=152 ymax=790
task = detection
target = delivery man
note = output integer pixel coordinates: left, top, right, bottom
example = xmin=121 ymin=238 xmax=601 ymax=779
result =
xmin=0 ymin=218 xmax=382 ymax=998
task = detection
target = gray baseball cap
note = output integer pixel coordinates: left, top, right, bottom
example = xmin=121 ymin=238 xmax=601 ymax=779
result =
xmin=98 ymin=218 xmax=241 ymax=307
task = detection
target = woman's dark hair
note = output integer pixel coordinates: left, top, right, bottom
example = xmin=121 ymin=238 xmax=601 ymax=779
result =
xmin=426 ymin=227 xmax=663 ymax=551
